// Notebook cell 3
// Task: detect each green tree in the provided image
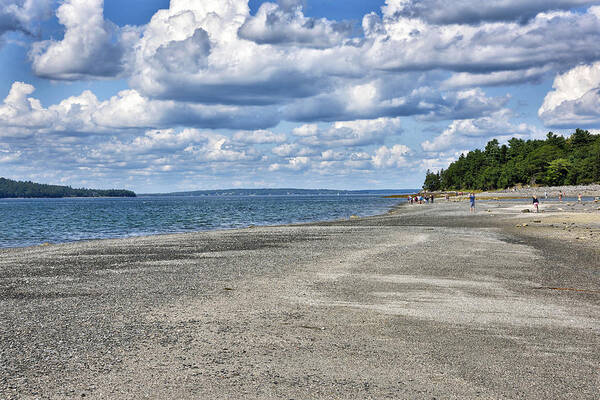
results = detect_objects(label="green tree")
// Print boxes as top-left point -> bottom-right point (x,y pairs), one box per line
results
423,170 -> 441,191
431,129 -> 599,191
544,158 -> 571,186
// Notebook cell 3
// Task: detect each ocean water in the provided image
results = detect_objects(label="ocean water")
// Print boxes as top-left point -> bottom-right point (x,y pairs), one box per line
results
0,194 -> 407,248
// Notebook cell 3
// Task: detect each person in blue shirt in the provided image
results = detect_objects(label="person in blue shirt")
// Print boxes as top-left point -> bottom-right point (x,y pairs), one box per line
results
469,193 -> 475,212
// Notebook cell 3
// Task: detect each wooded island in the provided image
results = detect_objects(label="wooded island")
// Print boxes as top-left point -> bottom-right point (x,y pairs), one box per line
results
0,177 -> 136,198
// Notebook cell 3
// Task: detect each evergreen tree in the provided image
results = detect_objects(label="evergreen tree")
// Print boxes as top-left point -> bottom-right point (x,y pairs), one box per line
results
427,129 -> 600,190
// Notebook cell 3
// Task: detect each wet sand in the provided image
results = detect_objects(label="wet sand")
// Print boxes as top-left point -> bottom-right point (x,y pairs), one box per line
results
1,201 -> 599,399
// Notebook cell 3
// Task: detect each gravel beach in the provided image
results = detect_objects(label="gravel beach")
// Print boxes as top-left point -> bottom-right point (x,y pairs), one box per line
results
1,199 -> 599,399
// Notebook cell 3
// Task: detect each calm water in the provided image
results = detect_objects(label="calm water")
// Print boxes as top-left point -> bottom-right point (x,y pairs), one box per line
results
0,194 -> 406,248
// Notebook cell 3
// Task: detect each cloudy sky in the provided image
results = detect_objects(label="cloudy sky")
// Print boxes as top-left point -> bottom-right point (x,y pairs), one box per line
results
1,0 -> 599,192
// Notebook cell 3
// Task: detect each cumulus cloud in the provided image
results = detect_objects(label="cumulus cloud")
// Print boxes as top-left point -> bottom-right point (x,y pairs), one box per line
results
292,124 -> 319,137
238,1 -> 352,48
0,0 -> 52,37
128,0 -> 366,105
0,83 -> 280,135
539,62 -> 600,128
101,128 -> 256,163
0,148 -> 21,163
441,67 -> 551,89
384,0 -> 599,25
372,144 -> 412,168
233,129 -> 286,144
0,82 -> 54,131
296,117 -> 403,148
421,109 -> 540,152
30,0 -> 135,80
96,89 -> 280,130
268,156 -> 310,172
368,7 -> 600,76
284,78 -> 508,122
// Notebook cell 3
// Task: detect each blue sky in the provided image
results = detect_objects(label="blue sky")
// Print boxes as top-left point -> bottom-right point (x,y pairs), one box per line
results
0,0 -> 599,192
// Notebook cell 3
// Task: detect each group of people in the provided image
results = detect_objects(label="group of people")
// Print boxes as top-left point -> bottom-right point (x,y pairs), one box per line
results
407,194 -> 435,204
408,190 -> 586,214
557,191 -> 584,202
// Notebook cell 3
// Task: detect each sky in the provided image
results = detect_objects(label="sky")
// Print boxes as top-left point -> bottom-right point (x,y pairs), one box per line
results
1,1 -> 600,192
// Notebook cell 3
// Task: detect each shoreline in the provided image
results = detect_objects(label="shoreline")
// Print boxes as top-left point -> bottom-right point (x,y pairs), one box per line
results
1,200 -> 599,398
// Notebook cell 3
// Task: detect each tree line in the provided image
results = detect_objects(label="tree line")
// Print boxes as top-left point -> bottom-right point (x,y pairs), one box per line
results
0,177 -> 136,198
423,129 -> 600,191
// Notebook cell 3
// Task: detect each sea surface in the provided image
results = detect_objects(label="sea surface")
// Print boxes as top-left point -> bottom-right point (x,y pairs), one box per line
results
0,193 -> 410,248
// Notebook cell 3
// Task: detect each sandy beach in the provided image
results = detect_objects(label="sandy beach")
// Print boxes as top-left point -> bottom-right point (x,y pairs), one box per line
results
1,198 -> 599,399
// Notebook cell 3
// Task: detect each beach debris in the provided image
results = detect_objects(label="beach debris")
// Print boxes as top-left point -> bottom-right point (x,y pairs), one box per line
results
349,215 -> 360,219
300,325 -> 326,331
533,220 -> 541,223
521,209 -> 530,213
224,287 -> 235,291
522,223 -> 528,227
40,242 -> 51,246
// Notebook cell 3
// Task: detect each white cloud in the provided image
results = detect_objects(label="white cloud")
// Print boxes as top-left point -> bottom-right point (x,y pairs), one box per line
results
186,137 -> 253,163
297,117 -> 403,148
103,128 -> 209,155
441,67 -> 551,89
367,7 -> 600,78
272,143 -> 299,157
0,82 -> 54,131
130,0 -> 345,104
30,0 -> 134,80
372,144 -> 412,168
0,0 -> 52,36
320,150 -> 346,161
284,78 -> 509,122
0,149 -> 21,163
99,128 -> 256,165
268,156 -> 310,171
539,62 -> 600,127
292,124 -> 319,136
0,83 -> 280,134
238,1 -> 351,48
233,129 -> 286,144
421,109 -> 539,152
383,0 -> 599,25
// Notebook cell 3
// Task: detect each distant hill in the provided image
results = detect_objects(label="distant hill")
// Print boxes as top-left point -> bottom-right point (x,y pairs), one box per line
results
143,188 -> 416,196
0,177 -> 136,199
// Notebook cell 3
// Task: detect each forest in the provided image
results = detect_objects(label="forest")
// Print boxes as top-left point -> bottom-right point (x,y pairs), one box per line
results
423,129 -> 600,191
0,177 -> 136,198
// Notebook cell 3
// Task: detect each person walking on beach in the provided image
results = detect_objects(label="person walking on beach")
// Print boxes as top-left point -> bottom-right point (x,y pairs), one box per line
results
558,192 -> 563,202
469,192 -> 475,212
533,195 -> 539,213
578,193 -> 582,203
